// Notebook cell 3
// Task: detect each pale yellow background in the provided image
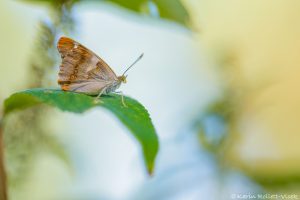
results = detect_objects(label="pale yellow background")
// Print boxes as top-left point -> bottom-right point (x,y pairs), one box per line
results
186,0 -> 300,177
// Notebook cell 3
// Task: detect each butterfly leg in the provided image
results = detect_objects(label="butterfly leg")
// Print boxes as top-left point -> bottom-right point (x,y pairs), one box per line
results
94,88 -> 106,104
97,88 -> 106,98
114,91 -> 127,107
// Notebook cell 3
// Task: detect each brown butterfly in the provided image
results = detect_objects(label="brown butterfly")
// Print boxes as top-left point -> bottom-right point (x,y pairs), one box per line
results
57,36 -> 143,106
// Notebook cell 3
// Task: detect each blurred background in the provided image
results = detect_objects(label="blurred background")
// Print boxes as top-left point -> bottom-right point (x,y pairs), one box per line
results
1,0 -> 300,199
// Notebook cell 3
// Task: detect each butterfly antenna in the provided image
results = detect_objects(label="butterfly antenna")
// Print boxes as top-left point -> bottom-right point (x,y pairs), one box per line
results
122,53 -> 144,76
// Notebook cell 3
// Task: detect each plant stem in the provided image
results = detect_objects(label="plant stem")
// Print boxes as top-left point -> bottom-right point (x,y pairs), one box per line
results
0,119 -> 7,200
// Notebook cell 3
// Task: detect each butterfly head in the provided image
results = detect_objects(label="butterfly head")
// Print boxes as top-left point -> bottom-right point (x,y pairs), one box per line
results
119,53 -> 143,84
118,75 -> 127,84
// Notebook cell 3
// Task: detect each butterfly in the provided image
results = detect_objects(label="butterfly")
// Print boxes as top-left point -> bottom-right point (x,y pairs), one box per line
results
57,36 -> 143,106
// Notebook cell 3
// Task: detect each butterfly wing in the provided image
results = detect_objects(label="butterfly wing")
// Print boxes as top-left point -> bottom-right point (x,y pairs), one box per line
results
57,37 -> 118,95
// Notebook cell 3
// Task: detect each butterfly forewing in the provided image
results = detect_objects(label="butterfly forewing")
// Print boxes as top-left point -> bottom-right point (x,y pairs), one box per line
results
57,37 -> 118,94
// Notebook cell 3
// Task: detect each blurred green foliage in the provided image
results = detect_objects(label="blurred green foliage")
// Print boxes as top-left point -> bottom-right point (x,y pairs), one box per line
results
196,98 -> 233,154
108,0 -> 189,26
4,89 -> 159,174
3,107 -> 70,185
22,0 -> 190,26
2,0 -> 76,195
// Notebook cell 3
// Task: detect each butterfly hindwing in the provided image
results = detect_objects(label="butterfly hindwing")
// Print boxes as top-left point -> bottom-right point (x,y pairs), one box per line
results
57,37 -> 118,93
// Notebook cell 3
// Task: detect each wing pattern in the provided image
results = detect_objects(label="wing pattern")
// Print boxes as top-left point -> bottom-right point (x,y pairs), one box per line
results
57,37 -> 118,94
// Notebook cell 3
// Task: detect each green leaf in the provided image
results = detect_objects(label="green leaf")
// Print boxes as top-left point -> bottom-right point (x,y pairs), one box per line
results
155,0 -> 189,26
107,0 -> 189,26
3,88 -> 159,174
21,0 -> 190,27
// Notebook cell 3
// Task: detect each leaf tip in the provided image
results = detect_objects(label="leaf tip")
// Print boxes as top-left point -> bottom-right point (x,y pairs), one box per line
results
147,164 -> 155,176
